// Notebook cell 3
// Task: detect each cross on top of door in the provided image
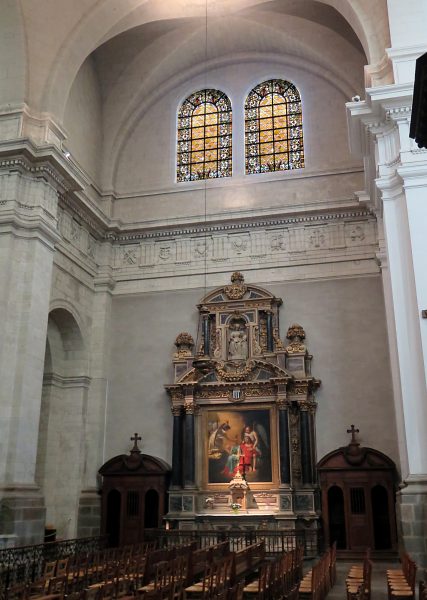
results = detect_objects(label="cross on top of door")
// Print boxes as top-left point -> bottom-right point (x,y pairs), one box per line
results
347,424 -> 359,444
130,432 -> 142,453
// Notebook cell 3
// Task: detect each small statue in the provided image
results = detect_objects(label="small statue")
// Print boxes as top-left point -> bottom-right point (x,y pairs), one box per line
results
228,323 -> 248,360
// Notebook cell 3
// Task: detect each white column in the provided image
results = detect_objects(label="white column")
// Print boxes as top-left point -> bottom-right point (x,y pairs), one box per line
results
376,222 -> 409,478
377,176 -> 427,477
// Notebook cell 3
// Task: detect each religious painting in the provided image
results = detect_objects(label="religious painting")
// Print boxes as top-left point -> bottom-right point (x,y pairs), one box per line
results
206,408 -> 273,484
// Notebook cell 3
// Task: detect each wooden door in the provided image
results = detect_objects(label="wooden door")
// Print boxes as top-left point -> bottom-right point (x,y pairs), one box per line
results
318,442 -> 397,554
347,485 -> 372,550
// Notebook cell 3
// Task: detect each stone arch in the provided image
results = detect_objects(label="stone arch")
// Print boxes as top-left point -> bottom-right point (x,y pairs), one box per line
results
36,306 -> 90,539
41,0 -> 386,125
46,306 -> 87,377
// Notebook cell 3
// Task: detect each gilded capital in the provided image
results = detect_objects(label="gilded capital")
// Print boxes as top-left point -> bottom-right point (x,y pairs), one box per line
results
184,402 -> 197,415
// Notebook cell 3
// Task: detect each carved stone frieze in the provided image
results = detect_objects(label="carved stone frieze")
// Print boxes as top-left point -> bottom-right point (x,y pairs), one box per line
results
112,212 -> 377,281
57,206 -> 99,263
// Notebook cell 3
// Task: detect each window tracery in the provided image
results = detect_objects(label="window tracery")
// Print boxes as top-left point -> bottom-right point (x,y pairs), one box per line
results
245,79 -> 304,174
177,89 -> 232,182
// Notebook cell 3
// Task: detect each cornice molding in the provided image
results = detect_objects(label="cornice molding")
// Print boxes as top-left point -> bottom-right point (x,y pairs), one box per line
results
107,208 -> 373,243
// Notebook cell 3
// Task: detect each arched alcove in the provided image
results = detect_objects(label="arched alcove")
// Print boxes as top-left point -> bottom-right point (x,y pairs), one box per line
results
36,306 -> 90,539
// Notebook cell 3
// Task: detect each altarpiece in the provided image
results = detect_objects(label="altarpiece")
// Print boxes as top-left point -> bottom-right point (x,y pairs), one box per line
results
165,273 -> 320,531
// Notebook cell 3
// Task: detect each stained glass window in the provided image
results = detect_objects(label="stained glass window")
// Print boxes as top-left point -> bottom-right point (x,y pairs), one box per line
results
245,79 -> 304,174
177,89 -> 232,182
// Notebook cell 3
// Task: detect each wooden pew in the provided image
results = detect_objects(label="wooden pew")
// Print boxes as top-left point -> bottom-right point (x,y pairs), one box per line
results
231,541 -> 265,584
387,553 -> 417,600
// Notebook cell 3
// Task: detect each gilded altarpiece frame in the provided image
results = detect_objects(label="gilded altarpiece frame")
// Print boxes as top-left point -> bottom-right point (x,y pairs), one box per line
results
204,406 -> 277,488
165,272 -> 320,531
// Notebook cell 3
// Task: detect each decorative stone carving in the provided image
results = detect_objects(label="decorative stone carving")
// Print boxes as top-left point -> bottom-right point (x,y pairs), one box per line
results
174,332 -> 194,358
286,324 -> 306,353
224,272 -> 247,300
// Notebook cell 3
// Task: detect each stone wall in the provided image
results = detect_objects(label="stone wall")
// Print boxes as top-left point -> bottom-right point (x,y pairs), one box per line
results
107,274 -> 399,473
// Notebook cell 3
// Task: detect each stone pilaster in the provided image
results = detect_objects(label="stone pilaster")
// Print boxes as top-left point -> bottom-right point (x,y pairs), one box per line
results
0,142 -> 85,544
396,477 -> 427,568
77,490 -> 101,539
299,407 -> 314,485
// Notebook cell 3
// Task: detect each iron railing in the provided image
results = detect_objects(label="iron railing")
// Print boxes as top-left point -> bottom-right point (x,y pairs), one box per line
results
0,535 -> 106,590
146,528 -> 322,558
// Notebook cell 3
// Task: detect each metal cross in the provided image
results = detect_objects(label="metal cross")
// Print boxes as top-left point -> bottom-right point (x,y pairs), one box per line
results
347,425 -> 359,444
130,432 -> 142,452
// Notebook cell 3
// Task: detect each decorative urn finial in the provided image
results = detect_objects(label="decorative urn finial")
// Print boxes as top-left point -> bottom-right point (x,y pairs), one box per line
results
174,332 -> 195,358
286,324 -> 306,353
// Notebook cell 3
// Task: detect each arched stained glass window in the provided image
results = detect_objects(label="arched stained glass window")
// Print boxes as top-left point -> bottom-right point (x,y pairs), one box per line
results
177,89 -> 232,182
245,79 -> 304,174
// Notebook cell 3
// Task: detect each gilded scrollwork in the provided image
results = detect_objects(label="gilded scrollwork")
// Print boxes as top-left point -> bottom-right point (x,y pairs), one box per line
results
215,359 -> 256,382
252,325 -> 262,356
273,328 -> 285,351
213,328 -> 222,359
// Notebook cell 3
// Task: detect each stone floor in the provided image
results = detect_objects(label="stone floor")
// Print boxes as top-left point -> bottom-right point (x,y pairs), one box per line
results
326,560 -> 400,600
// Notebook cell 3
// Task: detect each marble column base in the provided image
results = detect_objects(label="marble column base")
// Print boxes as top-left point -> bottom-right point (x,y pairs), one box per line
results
77,489 -> 101,538
0,485 -> 45,546
396,475 -> 427,568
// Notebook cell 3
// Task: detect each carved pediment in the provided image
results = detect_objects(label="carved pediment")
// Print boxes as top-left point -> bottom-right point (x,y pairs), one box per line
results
99,453 -> 170,476
200,272 -> 278,305
318,446 -> 396,471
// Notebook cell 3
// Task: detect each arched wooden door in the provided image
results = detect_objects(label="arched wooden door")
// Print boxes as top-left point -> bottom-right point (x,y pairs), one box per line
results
99,441 -> 171,546
318,438 -> 397,554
